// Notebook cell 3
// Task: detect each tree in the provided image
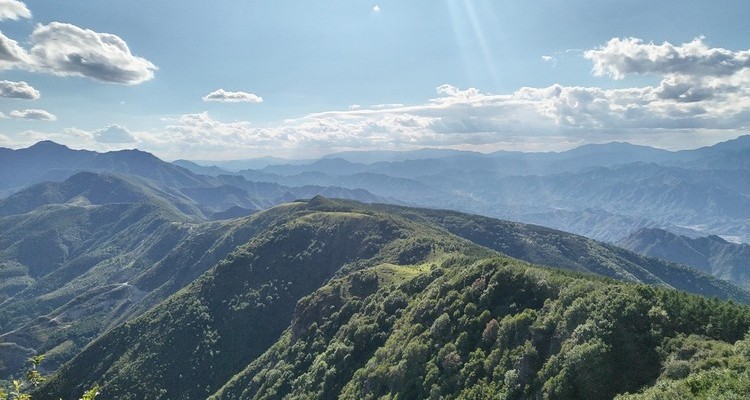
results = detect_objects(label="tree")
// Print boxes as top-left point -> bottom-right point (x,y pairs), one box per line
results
0,356 -> 99,400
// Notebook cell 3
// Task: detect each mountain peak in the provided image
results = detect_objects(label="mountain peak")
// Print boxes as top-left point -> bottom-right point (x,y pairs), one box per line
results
109,148 -> 160,160
26,140 -> 72,152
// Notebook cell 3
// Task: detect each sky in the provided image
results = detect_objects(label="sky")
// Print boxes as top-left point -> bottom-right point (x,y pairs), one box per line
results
0,0 -> 749,160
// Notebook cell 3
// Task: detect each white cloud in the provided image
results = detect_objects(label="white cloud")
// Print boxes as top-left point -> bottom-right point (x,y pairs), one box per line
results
0,31 -> 30,68
159,35 -> 750,155
373,4 -> 381,12
26,22 -> 157,84
585,37 -> 750,79
92,124 -> 138,143
9,109 -> 56,121
15,36 -> 750,158
0,18 -> 156,85
0,0 -> 30,21
371,103 -> 405,109
0,80 -> 39,99
202,89 -> 263,103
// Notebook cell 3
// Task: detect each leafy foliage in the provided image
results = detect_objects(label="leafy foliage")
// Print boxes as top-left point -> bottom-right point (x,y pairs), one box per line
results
211,255 -> 750,399
8,197 -> 750,399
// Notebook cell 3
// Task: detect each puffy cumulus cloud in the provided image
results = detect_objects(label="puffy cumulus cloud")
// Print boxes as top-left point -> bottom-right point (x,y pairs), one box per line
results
585,37 -> 750,79
63,36 -> 747,158
202,89 -> 263,103
0,0 -> 30,21
9,108 -> 56,121
163,112 -> 289,149
0,21 -> 156,84
92,124 -> 138,143
0,31 -> 30,67
27,22 -> 157,84
0,80 -> 39,99
157,111 -> 434,157
54,125 -> 137,146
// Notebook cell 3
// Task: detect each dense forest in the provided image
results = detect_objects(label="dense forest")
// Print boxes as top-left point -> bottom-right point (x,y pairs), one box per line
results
18,198 -> 750,399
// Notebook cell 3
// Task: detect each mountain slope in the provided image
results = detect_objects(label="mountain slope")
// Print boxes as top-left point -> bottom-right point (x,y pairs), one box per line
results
34,205 -> 750,398
36,198 -> 492,399
0,141 -> 207,194
617,228 -> 750,290
315,200 -> 750,302
0,178 -> 315,378
213,256 -> 750,399
33,197 -> 750,399
0,171 -> 205,219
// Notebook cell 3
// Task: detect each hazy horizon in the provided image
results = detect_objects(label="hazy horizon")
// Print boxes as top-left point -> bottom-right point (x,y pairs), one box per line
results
5,133 -> 749,163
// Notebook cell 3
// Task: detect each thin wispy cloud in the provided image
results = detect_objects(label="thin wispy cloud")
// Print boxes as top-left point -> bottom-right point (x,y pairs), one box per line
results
202,89 -> 263,103
10,109 -> 56,121
542,55 -> 556,67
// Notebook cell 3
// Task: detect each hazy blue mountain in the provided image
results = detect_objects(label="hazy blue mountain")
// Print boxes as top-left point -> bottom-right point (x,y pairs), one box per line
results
246,160 -> 750,243
261,140 -> 684,180
172,160 -> 232,176
617,228 -> 750,290
0,142 -> 394,217
191,156 -> 314,172
321,148 -> 482,164
0,141 -> 207,195
0,171 -> 205,219
465,162 -> 750,242
261,158 -> 372,176
237,136 -> 750,243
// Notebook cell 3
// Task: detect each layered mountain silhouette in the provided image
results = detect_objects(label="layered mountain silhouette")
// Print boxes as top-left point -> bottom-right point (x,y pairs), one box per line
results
618,228 -> 750,290
0,142 -> 390,218
174,136 -> 750,243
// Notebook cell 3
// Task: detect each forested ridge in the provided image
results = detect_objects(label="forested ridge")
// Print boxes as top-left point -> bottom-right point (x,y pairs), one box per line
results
21,198 -> 750,399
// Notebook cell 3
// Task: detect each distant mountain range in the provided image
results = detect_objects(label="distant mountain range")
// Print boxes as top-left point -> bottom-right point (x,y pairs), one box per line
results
618,228 -> 750,290
178,135 -> 750,244
0,141 -> 390,218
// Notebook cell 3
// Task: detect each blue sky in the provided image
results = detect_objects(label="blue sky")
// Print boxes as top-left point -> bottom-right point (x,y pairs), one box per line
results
1,0 -> 749,159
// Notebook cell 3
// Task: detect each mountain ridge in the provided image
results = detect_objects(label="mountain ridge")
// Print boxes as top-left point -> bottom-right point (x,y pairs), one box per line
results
617,227 -> 750,290
31,197 -> 750,399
